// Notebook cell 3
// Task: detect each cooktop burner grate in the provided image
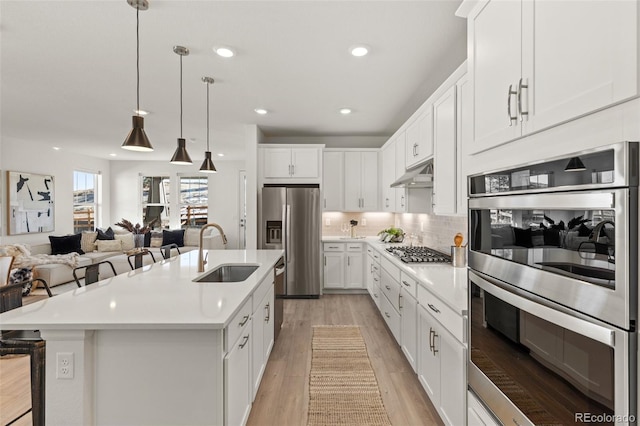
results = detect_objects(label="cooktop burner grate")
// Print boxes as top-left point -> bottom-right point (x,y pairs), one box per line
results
385,246 -> 452,263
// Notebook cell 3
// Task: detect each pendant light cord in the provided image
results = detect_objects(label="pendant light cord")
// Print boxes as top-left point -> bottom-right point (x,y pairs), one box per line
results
206,82 -> 210,151
180,54 -> 183,138
136,6 -> 140,115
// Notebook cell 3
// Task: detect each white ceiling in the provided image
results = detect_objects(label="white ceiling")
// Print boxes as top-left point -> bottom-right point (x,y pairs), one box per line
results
1,0 -> 467,162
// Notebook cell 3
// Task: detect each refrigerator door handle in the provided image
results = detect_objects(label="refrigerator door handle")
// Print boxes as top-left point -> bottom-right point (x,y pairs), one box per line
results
286,204 -> 292,264
281,203 -> 287,260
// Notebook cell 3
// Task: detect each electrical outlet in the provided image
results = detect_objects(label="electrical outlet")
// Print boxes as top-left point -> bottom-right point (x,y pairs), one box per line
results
56,352 -> 74,379
361,218 -> 367,226
325,218 -> 331,226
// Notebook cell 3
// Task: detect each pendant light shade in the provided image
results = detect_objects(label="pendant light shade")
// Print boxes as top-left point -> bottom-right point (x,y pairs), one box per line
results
200,76 -> 218,173
170,45 -> 192,165
564,156 -> 586,172
122,0 -> 153,152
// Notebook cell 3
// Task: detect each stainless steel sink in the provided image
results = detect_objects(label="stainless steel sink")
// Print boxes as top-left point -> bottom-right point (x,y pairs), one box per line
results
194,264 -> 259,283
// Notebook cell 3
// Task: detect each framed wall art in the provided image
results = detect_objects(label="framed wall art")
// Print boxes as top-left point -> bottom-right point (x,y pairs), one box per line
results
7,171 -> 54,235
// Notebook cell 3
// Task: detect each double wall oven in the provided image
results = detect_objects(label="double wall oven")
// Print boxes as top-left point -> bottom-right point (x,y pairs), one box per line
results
468,142 -> 637,425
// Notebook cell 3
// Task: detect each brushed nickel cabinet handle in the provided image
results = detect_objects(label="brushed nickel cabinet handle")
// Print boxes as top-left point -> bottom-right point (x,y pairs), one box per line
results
385,285 -> 391,290
239,335 -> 250,349
402,280 -> 411,287
385,312 -> 391,318
507,84 -> 518,125
239,315 -> 250,326
265,303 -> 270,322
518,77 -> 529,121
427,303 -> 440,314
398,293 -> 402,310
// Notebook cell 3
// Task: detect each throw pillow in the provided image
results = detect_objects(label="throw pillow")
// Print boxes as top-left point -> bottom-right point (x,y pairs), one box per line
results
80,231 -> 98,253
114,233 -> 135,251
49,234 -> 84,255
162,229 -> 185,247
543,229 -> 561,247
96,239 -> 123,252
184,228 -> 200,247
578,223 -> 592,237
513,227 -> 533,248
531,229 -> 544,247
96,227 -> 115,240
144,232 -> 152,247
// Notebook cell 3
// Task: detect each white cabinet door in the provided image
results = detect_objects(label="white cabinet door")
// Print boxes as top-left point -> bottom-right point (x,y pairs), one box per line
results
291,148 -> 319,178
418,305 -> 440,403
262,286 -> 275,365
433,85 -> 457,215
323,252 -> 344,289
438,326 -> 466,426
405,110 -> 434,169
251,302 -> 265,400
400,289 -> 418,372
345,252 -> 364,289
344,151 -> 362,211
394,135 -> 407,213
360,151 -> 379,211
381,143 -> 395,212
470,0 -> 523,153
263,148 -> 294,178
323,151 -> 344,211
456,73 -> 471,214
225,330 -> 251,426
523,0 -> 638,135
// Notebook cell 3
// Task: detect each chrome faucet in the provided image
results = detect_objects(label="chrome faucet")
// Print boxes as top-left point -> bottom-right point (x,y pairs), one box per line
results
198,223 -> 228,272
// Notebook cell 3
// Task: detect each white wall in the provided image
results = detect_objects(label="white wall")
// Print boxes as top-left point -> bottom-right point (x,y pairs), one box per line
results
0,139 -> 111,246
109,159 -> 245,249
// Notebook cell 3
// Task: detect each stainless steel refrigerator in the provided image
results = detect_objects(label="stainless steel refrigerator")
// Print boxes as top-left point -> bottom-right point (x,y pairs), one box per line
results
259,186 -> 321,297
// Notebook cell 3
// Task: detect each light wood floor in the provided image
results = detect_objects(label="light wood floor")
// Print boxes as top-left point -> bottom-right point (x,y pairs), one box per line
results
247,295 -> 442,426
0,293 -> 442,426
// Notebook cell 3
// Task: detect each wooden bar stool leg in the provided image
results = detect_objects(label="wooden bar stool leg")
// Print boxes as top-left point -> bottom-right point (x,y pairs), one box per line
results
30,340 -> 46,426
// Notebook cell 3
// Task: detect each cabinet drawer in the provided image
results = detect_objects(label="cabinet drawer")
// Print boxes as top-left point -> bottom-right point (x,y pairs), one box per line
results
346,243 -> 363,252
381,256 -> 401,282
380,268 -> 401,312
399,271 -> 418,300
252,274 -> 273,313
417,285 -> 464,343
366,246 -> 381,261
380,292 -> 401,344
225,299 -> 253,351
323,243 -> 345,252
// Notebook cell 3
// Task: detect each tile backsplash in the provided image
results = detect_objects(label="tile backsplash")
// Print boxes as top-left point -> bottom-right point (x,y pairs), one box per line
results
321,211 -> 467,254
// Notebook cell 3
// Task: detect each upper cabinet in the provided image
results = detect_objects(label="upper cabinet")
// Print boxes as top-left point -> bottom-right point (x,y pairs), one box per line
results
261,145 -> 322,181
432,85 -> 457,215
322,151 -> 344,211
468,0 -> 638,154
344,151 -> 379,212
380,142 -> 396,213
405,110 -> 434,169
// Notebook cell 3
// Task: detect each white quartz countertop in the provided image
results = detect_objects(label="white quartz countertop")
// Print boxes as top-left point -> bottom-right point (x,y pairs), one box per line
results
323,236 -> 468,315
0,249 -> 284,330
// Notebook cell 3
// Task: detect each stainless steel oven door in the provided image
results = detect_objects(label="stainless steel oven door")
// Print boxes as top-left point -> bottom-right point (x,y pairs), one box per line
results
469,270 -> 635,425
469,188 -> 637,330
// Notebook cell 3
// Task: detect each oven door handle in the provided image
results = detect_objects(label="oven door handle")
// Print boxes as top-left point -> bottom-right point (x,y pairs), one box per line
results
469,269 -> 616,347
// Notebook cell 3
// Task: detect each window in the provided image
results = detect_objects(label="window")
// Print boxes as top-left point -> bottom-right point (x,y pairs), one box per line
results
73,171 -> 98,233
179,175 -> 208,227
141,176 -> 170,229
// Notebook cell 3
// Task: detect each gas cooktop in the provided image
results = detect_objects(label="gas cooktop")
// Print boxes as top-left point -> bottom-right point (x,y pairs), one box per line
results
386,246 -> 452,264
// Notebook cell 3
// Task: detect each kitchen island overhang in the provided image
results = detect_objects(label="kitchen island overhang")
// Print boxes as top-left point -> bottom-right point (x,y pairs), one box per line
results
0,249 -> 284,426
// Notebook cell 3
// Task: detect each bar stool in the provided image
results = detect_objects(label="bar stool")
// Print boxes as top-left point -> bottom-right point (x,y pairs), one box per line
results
73,260 -> 118,287
127,249 -> 156,270
160,243 -> 181,259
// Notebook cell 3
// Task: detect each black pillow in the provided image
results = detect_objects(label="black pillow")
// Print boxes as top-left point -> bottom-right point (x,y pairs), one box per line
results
96,227 -> 115,240
162,229 -> 185,247
49,234 -> 84,255
543,229 -> 561,247
513,227 -> 533,248
577,223 -> 592,237
143,232 -> 152,247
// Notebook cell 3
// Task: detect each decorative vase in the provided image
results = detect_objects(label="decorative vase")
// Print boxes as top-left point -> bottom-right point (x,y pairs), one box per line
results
134,234 -> 145,248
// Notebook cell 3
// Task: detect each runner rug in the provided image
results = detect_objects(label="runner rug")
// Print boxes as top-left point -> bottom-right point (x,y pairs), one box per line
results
307,325 -> 392,426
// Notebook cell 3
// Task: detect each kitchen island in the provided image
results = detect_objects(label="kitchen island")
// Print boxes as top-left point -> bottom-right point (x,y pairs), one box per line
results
0,249 -> 284,426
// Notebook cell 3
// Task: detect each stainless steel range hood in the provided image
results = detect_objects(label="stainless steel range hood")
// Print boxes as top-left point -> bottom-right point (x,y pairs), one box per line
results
391,162 -> 434,188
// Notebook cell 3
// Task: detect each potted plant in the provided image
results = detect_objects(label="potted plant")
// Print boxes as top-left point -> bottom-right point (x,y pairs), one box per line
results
114,218 -> 157,248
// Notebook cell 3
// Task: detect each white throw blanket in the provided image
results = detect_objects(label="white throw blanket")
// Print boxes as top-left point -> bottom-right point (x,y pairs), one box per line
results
0,243 -> 80,269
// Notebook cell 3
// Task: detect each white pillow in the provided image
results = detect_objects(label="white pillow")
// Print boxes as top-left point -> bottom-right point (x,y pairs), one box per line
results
114,233 -> 135,251
81,231 -> 98,253
96,239 -> 123,252
184,228 -> 200,247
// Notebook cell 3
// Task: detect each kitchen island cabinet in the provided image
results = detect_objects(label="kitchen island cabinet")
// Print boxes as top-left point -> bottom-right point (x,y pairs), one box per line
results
0,249 -> 283,426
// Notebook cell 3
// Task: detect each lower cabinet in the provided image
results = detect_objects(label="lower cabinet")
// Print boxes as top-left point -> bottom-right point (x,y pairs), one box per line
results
224,300 -> 252,426
399,286 -> 418,373
323,243 -> 365,290
251,286 -> 275,400
418,304 -> 466,426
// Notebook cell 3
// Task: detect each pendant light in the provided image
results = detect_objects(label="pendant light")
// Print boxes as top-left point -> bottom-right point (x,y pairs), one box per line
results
170,45 -> 193,165
564,156 -> 586,172
199,77 -> 217,173
122,0 -> 153,152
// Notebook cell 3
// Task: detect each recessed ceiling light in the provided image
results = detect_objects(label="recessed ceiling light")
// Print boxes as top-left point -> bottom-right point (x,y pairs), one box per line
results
217,153 -> 225,157
350,45 -> 369,57
254,108 -> 268,115
134,109 -> 148,116
339,108 -> 352,115
214,46 -> 235,58
53,146 -> 61,151
109,153 -> 117,157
